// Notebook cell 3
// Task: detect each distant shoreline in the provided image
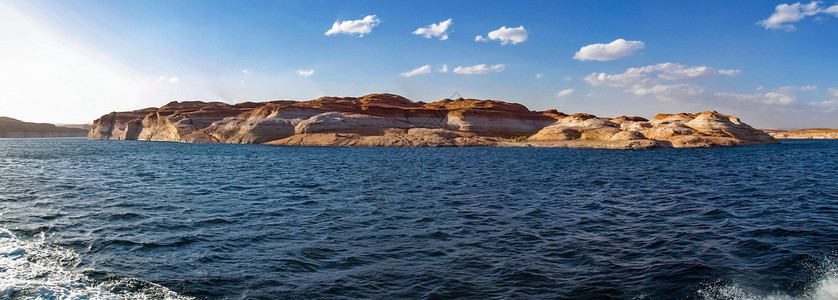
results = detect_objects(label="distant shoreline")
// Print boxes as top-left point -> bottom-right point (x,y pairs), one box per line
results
761,128 -> 838,139
0,116 -> 88,138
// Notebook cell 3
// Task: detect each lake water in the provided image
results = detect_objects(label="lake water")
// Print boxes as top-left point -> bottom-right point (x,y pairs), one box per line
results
1,138 -> 836,299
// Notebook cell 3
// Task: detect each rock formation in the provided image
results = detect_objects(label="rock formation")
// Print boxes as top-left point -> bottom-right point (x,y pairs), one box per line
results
762,128 -> 838,139
0,117 -> 88,138
87,93 -> 778,149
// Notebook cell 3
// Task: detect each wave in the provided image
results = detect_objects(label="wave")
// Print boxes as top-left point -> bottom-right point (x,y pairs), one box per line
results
696,254 -> 838,300
0,227 -> 191,299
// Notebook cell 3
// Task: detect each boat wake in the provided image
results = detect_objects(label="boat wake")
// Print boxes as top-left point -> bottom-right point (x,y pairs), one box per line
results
0,227 -> 190,299
696,253 -> 838,300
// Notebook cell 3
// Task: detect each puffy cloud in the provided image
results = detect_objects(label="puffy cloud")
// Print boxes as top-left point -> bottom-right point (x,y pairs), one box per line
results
556,88 -> 575,98
453,64 -> 505,75
573,39 -> 645,61
242,69 -> 251,74
757,1 -> 838,30
438,64 -> 448,73
296,69 -> 315,77
325,15 -> 380,37
535,73 -> 543,79
400,65 -> 432,77
479,26 -> 528,45
413,19 -> 452,40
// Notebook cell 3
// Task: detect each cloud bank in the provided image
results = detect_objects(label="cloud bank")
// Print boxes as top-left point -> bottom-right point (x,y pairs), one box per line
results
583,62 -> 836,113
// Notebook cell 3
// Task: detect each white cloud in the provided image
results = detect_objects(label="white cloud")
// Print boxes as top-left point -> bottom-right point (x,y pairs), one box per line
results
535,73 -> 543,79
562,76 -> 572,82
556,88 -> 575,98
718,69 -> 742,76
633,84 -> 705,101
573,39 -> 645,61
637,63 -> 738,80
587,63 -> 818,106
757,1 -> 838,30
453,64 -> 505,75
413,18 -> 452,40
584,62 -> 744,102
716,86 -> 805,105
400,65 -> 432,77
325,15 -> 380,37
296,69 -> 315,77
158,75 -> 179,83
438,64 -> 448,73
590,62 -> 740,82
481,26 -> 528,45
242,69 -> 251,74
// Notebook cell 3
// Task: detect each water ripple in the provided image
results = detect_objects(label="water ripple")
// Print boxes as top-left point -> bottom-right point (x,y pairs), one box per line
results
0,138 -> 836,299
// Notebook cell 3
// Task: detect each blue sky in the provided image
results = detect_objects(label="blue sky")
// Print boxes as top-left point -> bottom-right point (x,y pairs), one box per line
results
1,0 -> 836,128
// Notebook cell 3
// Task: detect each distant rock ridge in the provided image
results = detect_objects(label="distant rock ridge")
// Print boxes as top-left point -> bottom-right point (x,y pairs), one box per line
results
87,93 -> 778,149
0,117 -> 88,138
762,128 -> 838,139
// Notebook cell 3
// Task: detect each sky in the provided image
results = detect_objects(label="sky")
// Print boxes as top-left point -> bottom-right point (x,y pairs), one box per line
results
0,0 -> 837,128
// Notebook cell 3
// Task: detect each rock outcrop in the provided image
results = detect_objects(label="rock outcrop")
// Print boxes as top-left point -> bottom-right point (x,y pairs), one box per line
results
762,128 -> 838,139
0,117 -> 88,138
87,93 -> 778,149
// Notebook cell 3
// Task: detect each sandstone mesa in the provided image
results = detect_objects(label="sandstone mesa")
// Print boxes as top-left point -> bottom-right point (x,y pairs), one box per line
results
86,93 -> 778,149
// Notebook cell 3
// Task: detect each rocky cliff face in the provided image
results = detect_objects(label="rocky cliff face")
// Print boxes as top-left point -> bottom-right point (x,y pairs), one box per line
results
87,93 -> 778,149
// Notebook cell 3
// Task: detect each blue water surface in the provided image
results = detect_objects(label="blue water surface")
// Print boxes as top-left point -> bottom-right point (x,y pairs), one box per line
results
0,138 -> 836,299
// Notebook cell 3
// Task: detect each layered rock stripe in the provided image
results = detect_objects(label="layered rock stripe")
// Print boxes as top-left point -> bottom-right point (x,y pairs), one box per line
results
87,94 -> 778,149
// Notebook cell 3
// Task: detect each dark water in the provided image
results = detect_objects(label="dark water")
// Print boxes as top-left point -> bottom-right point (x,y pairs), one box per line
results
1,138 -> 837,299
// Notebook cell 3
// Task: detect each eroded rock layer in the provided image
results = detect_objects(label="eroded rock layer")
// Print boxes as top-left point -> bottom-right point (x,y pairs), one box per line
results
88,93 -> 777,148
